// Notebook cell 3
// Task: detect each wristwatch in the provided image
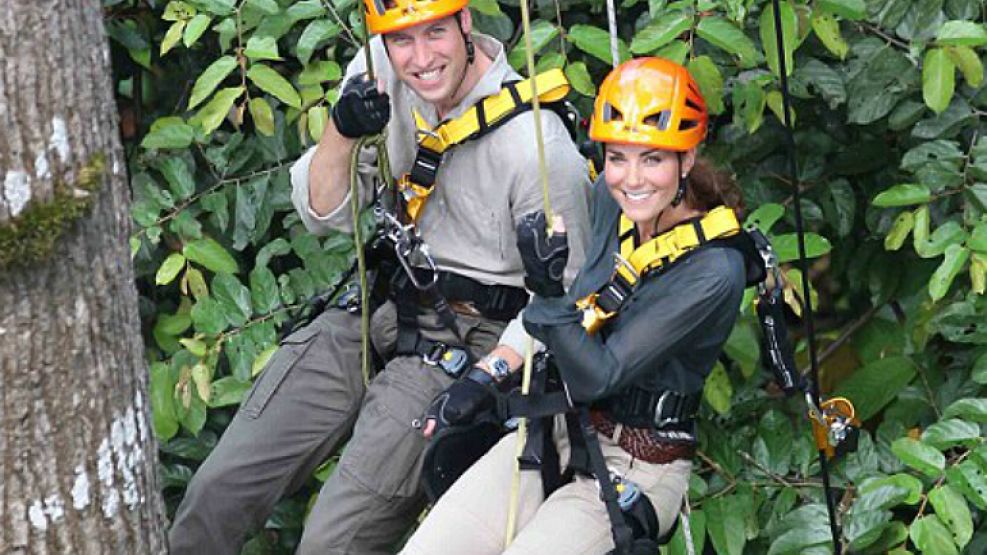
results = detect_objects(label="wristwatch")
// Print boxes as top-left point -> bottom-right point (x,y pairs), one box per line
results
481,354 -> 512,383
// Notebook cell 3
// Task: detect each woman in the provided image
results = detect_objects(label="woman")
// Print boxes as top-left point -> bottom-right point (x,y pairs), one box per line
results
401,57 -> 748,554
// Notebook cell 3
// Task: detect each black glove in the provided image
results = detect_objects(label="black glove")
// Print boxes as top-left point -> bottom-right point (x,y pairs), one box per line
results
331,74 -> 390,138
516,211 -> 568,297
424,368 -> 496,435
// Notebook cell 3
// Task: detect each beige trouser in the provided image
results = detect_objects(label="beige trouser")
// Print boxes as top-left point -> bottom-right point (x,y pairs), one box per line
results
400,419 -> 693,555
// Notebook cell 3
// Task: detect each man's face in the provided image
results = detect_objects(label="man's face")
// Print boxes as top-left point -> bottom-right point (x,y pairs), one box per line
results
383,14 -> 469,106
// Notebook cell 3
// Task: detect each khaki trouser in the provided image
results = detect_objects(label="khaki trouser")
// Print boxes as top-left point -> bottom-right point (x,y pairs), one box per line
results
400,420 -> 692,555
168,300 -> 506,555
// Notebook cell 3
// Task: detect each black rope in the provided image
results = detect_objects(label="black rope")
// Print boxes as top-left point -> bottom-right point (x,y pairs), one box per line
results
769,1 -> 841,551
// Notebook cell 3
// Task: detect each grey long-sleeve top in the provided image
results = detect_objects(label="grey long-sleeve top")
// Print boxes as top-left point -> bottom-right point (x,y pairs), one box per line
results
522,177 -> 746,403
289,34 -> 592,355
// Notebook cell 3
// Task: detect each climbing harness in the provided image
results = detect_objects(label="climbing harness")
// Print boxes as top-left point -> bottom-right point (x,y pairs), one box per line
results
577,206 -> 743,334
397,70 -> 570,222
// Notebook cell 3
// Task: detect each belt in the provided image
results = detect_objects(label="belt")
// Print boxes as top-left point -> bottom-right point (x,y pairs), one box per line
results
391,269 -> 528,322
605,387 -> 701,429
590,411 -> 695,465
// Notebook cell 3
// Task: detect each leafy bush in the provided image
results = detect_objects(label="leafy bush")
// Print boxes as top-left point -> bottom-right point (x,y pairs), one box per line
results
105,0 -> 987,552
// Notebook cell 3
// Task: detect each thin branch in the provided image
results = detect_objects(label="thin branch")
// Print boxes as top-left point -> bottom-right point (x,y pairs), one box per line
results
799,303 -> 880,376
322,0 -> 361,49
737,450 -> 815,502
855,23 -> 910,52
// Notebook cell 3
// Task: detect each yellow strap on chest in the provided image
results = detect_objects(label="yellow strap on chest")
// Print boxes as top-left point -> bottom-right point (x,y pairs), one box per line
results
577,206 -> 742,334
615,205 -> 742,285
398,69 -> 570,222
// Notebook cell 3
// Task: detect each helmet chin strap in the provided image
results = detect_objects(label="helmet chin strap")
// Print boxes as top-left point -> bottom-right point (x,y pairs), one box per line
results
672,152 -> 687,206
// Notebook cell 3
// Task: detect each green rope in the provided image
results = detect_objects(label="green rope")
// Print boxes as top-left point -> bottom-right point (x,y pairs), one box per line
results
350,136 -> 373,388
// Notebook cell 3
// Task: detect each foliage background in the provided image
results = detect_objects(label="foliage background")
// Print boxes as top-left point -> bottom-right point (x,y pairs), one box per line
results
102,0 -> 987,552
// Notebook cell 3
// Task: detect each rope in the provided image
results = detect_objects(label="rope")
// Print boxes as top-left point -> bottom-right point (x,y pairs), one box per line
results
769,0 -> 840,551
605,0 -> 619,67
505,0 -> 557,546
350,136 -> 372,388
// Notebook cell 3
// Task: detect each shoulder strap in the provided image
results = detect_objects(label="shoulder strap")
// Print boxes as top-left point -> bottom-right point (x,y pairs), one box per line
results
399,69 -> 571,222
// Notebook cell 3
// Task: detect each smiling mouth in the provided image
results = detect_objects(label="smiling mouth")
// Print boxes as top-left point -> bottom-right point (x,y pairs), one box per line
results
414,66 -> 444,82
622,189 -> 656,201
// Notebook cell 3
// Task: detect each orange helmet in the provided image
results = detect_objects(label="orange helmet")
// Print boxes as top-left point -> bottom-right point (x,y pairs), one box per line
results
589,57 -> 707,152
364,0 -> 468,34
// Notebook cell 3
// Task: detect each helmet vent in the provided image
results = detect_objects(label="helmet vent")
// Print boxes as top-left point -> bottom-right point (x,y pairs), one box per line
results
374,0 -> 389,14
679,118 -> 700,131
602,103 -> 623,123
684,95 -> 702,112
642,109 -> 671,130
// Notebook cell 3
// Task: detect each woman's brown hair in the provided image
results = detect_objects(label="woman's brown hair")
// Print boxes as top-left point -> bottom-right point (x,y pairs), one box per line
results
684,156 -> 744,214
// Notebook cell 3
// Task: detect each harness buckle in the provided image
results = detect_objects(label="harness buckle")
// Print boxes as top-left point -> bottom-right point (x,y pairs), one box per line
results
422,342 -> 447,366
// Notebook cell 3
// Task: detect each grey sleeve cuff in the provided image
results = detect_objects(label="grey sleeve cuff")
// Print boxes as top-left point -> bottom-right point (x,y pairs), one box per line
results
497,311 -> 545,358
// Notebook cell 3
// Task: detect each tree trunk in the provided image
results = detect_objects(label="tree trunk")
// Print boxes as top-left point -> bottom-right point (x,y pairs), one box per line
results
0,1 -> 167,553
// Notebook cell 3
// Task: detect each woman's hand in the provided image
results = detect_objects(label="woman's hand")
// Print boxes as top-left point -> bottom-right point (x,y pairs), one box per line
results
515,211 -> 568,297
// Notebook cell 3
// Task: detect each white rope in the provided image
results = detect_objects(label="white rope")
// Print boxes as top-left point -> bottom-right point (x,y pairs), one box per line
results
605,0 -> 619,67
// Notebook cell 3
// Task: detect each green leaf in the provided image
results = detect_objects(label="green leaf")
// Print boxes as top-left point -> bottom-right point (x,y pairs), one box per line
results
149,362 -> 179,441
186,266 -> 209,299
244,34 -> 281,61
844,509 -> 892,550
298,60 -> 342,86
188,0 -> 235,16
308,106 -> 328,142
213,273 -> 253,326
929,244 -> 969,301
745,202 -> 784,232
696,16 -> 759,68
654,40 -> 689,65
766,90 -> 795,126
885,211 -> 915,251
630,11 -> 691,54
188,55 -> 238,110
247,64 -> 302,109
872,183 -> 931,207
180,338 -> 208,358
945,46 -> 984,87
891,437 -> 945,476
183,237 -> 239,274
564,62 -> 595,97
936,20 -> 987,47
250,266 -> 280,315
688,56 -> 725,115
760,1 -> 797,77
946,460 -> 987,509
141,118 -> 195,149
767,524 -> 832,555
470,0 -> 502,16
705,495 -> 746,555
928,484 -> 974,549
208,377 -> 252,407
818,0 -> 866,20
921,418 -> 981,449
923,48 -> 956,115
507,21 -> 558,69
246,0 -> 279,15
859,474 -> 924,505
910,516 -> 959,555
248,97 -> 275,136
156,157 -> 196,200
702,361 -> 732,415
771,232 -> 831,263
833,356 -> 917,421
156,253 -> 187,285
189,86 -> 244,134
942,398 -> 987,422
974,351 -> 987,384
296,19 -> 340,66
567,24 -> 630,65
182,13 -> 211,47
161,20 -> 186,56
811,13 -> 849,60
252,345 -> 277,377
191,298 -> 226,334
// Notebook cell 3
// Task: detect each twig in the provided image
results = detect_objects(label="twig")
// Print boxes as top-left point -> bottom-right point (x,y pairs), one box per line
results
322,0 -> 361,48
799,304 -> 879,376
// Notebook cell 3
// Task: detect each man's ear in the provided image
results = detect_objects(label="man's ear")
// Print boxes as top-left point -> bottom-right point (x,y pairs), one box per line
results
457,8 -> 472,34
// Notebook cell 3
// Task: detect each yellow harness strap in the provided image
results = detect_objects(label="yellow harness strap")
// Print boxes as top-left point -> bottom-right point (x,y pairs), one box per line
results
578,206 -> 742,333
398,69 -> 571,222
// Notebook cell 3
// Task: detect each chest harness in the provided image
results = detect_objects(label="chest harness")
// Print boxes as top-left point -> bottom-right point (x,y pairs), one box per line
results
381,69 -> 573,375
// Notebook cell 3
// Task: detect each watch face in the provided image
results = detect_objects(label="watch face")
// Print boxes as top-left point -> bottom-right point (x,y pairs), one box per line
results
488,356 -> 510,380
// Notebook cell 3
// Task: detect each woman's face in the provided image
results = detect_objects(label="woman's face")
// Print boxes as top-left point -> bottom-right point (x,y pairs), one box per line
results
604,143 -> 696,227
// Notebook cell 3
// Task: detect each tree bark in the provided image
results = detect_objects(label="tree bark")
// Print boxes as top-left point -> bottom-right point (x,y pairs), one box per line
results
0,1 -> 167,553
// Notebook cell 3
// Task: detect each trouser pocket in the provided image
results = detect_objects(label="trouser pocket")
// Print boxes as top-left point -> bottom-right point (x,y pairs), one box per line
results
240,325 -> 321,419
339,359 -> 446,499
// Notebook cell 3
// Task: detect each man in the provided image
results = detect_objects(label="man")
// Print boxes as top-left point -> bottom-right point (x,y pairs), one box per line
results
168,0 -> 591,552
